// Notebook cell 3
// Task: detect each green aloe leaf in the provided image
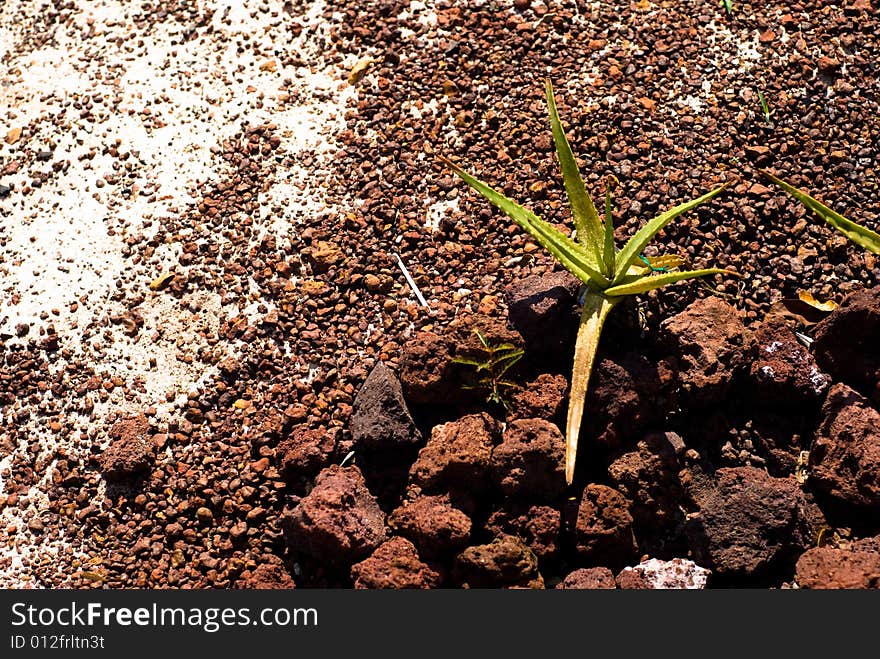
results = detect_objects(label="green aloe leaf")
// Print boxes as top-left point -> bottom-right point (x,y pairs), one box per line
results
613,182 -> 731,283
545,80 -> 604,259
760,170 -> 880,255
604,268 -> 732,297
440,156 -> 609,287
602,183 -> 615,277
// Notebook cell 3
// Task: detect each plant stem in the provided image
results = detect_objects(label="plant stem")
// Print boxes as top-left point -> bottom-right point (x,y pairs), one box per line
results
565,291 -> 617,485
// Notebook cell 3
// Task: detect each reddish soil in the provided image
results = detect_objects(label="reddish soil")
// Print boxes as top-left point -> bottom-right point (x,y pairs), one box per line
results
2,0 -> 880,589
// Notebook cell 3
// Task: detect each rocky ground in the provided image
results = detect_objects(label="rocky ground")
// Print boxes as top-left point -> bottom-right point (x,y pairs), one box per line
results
1,0 -> 879,589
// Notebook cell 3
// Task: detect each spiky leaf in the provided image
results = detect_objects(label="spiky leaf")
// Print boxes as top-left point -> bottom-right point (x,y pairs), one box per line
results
602,184 -> 615,277
440,156 -> 609,286
760,170 -> 880,255
604,268 -> 732,297
545,80 -> 604,259
613,183 -> 731,283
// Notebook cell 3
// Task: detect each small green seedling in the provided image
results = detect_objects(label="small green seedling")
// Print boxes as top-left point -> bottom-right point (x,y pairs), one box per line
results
721,0 -> 733,16
452,330 -> 524,409
760,170 -> 880,254
758,91 -> 771,124
442,81 -> 737,484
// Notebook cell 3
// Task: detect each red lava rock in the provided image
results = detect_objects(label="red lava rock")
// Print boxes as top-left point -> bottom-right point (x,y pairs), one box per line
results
450,313 -> 525,364
685,467 -> 821,578
795,536 -> 880,589
349,361 -> 421,451
810,383 -> 880,508
99,414 -> 155,481
351,537 -> 440,589
510,373 -> 567,422
749,318 -> 830,405
400,317 -> 523,406
454,535 -> 544,589
555,567 -> 616,589
812,286 -> 880,402
608,432 -> 685,546
277,426 -> 337,480
616,558 -> 710,589
409,413 -> 499,495
236,561 -> 296,590
504,270 -> 578,360
660,297 -> 753,405
283,465 -> 386,567
491,418 -> 565,500
573,484 -> 637,567
388,495 -> 472,560
399,331 -> 462,404
485,504 -> 560,562
585,354 -> 661,449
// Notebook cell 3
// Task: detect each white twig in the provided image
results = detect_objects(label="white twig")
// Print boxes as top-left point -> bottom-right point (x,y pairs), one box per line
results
394,253 -> 429,308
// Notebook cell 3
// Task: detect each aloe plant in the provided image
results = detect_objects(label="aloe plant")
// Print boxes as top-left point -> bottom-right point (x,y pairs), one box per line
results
760,170 -> 880,254
442,81 -> 737,484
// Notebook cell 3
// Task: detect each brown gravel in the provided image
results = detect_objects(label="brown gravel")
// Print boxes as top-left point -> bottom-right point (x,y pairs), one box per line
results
3,0 -> 880,589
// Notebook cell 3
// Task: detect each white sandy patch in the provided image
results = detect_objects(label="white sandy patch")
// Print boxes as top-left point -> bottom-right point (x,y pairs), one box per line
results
424,197 -> 459,232
0,0 -> 355,587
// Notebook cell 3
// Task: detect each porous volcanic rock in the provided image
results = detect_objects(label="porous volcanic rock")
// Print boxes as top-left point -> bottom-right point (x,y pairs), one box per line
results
491,418 -> 565,500
350,361 -> 421,451
235,559 -> 296,590
399,331 -> 461,404
812,286 -> 880,401
99,414 -> 155,482
511,373 -> 568,422
277,426 -> 337,481
504,270 -> 579,359
685,467 -> 820,578
749,318 -> 830,405
795,536 -> 880,589
555,567 -> 617,589
608,432 -> 685,545
660,297 -> 753,405
283,465 -> 386,567
573,484 -> 637,566
454,535 -> 544,589
409,413 -> 500,496
399,316 -> 524,405
388,495 -> 472,560
810,383 -> 880,508
351,537 -> 440,589
485,504 -> 561,563
584,354 -> 662,449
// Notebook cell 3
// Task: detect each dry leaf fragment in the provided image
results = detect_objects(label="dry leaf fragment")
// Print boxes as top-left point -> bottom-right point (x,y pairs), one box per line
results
259,59 -> 277,72
768,292 -> 837,326
6,127 -> 22,144
149,272 -> 175,291
797,289 -> 838,311
348,56 -> 375,84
